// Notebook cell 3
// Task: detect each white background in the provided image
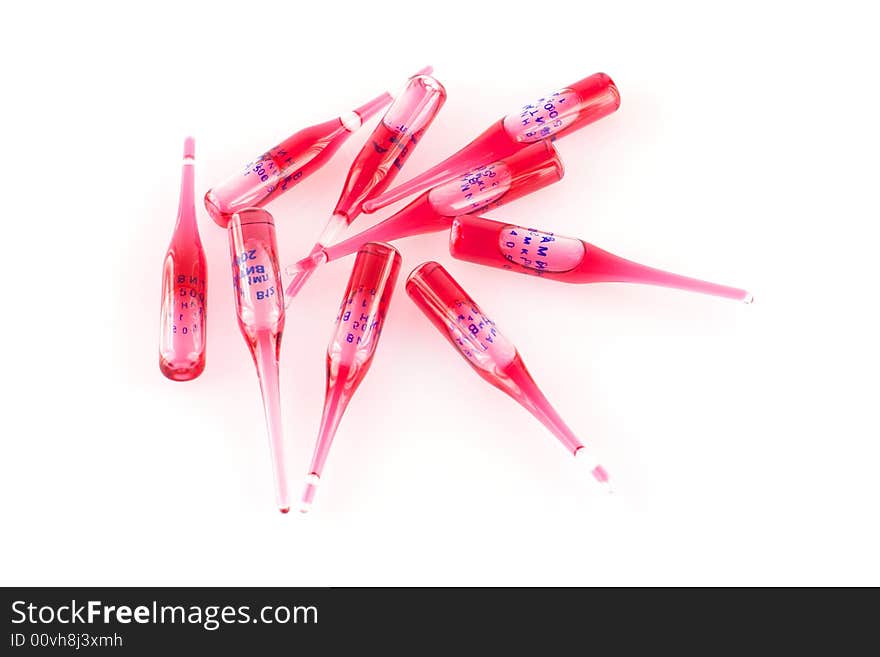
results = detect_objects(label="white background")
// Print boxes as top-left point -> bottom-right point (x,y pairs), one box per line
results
1,1 -> 878,586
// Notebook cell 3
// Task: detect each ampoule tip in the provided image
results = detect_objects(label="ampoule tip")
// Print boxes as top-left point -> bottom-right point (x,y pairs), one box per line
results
183,136 -> 195,159
279,506 -> 290,514
299,474 -> 320,513
575,448 -> 613,491
743,292 -> 755,304
592,465 -> 613,492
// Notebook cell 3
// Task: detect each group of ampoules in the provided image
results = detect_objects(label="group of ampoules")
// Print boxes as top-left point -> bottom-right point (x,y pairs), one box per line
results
159,67 -> 751,513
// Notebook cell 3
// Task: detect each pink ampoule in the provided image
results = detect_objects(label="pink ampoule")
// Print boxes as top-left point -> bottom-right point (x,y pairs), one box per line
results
449,215 -> 753,302
362,72 -> 619,213
228,209 -> 289,512
286,141 -> 563,278
300,243 -> 402,513
406,262 -> 611,489
204,91 -> 393,228
284,70 -> 445,300
159,137 -> 207,381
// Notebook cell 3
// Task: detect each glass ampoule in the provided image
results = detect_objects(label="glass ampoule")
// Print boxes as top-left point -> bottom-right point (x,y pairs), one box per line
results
449,215 -> 753,302
159,136 -> 208,381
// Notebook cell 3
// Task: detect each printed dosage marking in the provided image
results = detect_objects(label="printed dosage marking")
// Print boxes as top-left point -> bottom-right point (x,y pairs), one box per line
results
172,274 -> 206,336
239,147 -> 305,198
370,123 -> 424,175
447,300 -> 515,369
335,286 -> 384,348
268,147 -> 305,193
499,225 -> 585,274
503,89 -> 580,142
386,124 -> 422,170
240,152 -> 281,195
233,248 -> 277,301
428,162 -> 511,215
459,164 -> 498,211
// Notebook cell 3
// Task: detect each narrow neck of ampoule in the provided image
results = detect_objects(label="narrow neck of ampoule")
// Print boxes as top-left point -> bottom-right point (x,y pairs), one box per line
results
316,363 -> 355,475
498,357 -> 583,456
499,358 -> 609,486
301,363 -> 355,512
251,329 -> 289,513
175,138 -> 197,236
317,213 -> 349,247
329,196 -> 448,263
580,245 -> 752,302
